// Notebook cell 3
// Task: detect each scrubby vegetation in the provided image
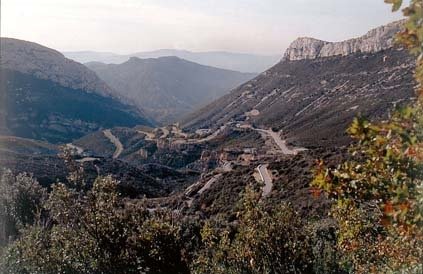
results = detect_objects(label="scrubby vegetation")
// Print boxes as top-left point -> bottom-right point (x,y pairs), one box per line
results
0,172 -> 189,274
191,187 -> 338,274
0,169 -> 339,274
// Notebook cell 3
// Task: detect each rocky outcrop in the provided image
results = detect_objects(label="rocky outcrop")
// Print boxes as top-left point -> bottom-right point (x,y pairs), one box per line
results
283,20 -> 404,61
0,38 -> 113,95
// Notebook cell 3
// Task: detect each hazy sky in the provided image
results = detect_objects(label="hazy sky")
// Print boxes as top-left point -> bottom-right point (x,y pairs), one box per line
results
1,0 -> 406,55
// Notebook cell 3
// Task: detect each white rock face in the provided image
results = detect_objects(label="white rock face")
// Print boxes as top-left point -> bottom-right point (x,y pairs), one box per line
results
0,38 -> 113,95
283,20 -> 404,61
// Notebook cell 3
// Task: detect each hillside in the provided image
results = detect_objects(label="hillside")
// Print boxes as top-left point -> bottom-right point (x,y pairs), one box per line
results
86,57 -> 255,123
0,69 -> 153,143
182,21 -> 415,148
1,38 -> 113,96
0,38 -> 154,143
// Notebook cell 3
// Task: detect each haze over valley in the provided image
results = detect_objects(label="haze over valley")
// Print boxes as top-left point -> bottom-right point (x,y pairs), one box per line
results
86,56 -> 256,123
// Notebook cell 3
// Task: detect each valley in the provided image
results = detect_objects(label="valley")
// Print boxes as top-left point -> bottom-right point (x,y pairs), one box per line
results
0,15 -> 420,273
0,20 -> 414,214
86,57 -> 256,123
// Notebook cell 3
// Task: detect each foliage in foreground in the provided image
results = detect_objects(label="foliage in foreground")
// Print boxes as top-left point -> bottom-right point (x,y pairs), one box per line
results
312,109 -> 423,272
191,186 -> 340,274
0,169 -> 46,247
1,175 -> 189,274
312,0 -> 423,272
0,172 -> 339,274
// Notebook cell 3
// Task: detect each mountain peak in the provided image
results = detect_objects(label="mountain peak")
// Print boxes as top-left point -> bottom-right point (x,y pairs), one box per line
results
282,37 -> 328,61
283,20 -> 405,61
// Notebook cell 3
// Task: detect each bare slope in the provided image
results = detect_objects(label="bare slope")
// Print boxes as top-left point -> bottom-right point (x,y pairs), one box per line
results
182,21 -> 415,148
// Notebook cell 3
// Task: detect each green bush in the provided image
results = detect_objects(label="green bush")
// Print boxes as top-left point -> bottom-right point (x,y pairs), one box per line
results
191,186 -> 340,274
1,176 -> 189,274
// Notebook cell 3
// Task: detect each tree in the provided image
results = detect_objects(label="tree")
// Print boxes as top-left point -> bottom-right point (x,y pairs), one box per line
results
312,1 -> 423,272
1,176 -> 189,274
0,169 -> 46,247
192,186 -> 318,274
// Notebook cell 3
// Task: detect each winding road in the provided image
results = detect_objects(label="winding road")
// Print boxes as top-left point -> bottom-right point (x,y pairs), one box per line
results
76,157 -> 100,163
197,174 -> 223,195
160,127 -> 170,139
137,130 -> 155,140
264,129 -> 301,155
257,164 -> 273,197
183,173 -> 223,208
173,125 -> 226,145
248,126 -> 305,155
103,129 -> 123,159
66,143 -> 84,155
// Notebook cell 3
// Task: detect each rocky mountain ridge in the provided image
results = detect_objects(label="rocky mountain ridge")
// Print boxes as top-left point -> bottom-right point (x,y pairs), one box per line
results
183,21 -> 415,147
0,38 -> 113,96
283,20 -> 404,61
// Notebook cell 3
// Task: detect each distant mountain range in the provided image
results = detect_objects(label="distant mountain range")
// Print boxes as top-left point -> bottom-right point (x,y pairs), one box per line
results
63,49 -> 281,73
0,38 -> 153,143
86,57 -> 256,123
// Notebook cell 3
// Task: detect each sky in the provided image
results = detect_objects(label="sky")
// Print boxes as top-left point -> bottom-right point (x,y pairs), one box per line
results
1,0 -> 406,55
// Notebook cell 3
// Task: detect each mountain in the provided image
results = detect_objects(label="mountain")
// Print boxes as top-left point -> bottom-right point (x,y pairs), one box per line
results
0,38 -> 154,143
182,20 -> 415,148
86,57 -> 256,123
64,49 -> 281,73
131,50 -> 281,73
1,38 -> 114,96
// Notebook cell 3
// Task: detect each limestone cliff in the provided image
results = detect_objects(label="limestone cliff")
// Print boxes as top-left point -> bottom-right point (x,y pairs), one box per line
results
283,20 -> 404,61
